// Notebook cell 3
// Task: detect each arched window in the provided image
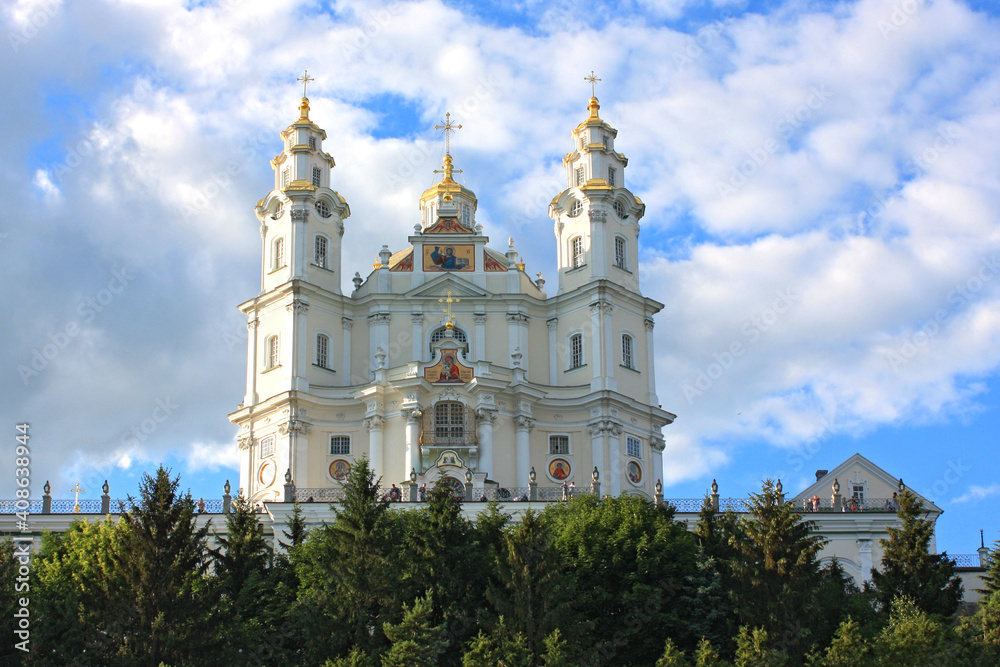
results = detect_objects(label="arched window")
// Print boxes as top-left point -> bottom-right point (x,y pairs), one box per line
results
315,235 -> 328,269
273,237 -> 284,270
570,236 -> 584,268
316,200 -> 331,218
621,334 -> 635,370
434,402 -> 465,445
316,333 -> 329,368
429,327 -> 467,355
568,200 -> 583,218
266,335 -> 279,369
569,333 -> 584,369
614,236 -> 627,270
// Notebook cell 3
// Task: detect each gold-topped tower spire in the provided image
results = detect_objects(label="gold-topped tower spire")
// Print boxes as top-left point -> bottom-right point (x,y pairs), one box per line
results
297,70 -> 315,119
585,71 -> 602,119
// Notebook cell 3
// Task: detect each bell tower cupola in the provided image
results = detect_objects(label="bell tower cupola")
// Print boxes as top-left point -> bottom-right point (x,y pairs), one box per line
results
257,71 -> 350,295
418,113 -> 478,232
550,73 -> 644,295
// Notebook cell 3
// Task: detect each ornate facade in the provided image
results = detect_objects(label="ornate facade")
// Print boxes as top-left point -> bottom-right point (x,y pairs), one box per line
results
228,92 -> 674,502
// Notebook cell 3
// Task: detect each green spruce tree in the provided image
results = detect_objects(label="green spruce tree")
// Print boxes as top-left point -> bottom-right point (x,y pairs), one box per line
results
381,593 -> 449,667
656,637 -> 689,667
733,626 -> 787,667
814,617 -> 871,667
693,638 -> 731,667
870,491 -> 963,616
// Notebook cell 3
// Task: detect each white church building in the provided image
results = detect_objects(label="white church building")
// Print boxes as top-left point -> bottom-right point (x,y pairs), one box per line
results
228,90 -> 672,503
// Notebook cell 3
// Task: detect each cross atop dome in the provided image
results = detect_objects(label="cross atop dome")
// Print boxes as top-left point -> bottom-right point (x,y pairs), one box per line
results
296,70 -> 315,119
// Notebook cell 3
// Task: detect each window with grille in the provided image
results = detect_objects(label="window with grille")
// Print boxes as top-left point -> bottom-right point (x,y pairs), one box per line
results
330,435 -> 350,455
312,166 -> 321,187
568,200 -> 583,218
462,205 -> 471,227
429,327 -> 467,355
316,200 -> 331,218
602,134 -> 609,148
434,402 -> 465,444
575,167 -> 585,185
608,167 -> 616,186
622,334 -> 635,369
614,237 -> 626,270
549,435 -> 569,455
309,136 -> 317,150
282,169 -> 289,188
315,235 -> 328,269
273,237 -> 284,269
266,335 -> 279,369
569,333 -> 583,369
316,333 -> 329,368
613,200 -> 628,219
259,436 -> 275,458
571,236 -> 584,268
852,485 -> 865,500
626,436 -> 642,458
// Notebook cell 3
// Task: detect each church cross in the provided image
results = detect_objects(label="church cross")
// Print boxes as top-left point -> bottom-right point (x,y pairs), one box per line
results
434,112 -> 462,155
439,290 -> 460,325
70,483 -> 86,512
297,70 -> 315,97
585,70 -> 602,97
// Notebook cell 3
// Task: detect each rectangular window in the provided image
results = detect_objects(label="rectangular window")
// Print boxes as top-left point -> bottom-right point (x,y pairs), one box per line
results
312,166 -> 321,187
602,134 -> 609,148
330,435 -> 350,455
622,334 -> 634,369
259,436 -> 275,458
570,333 -> 583,369
315,235 -> 328,268
267,336 -> 279,369
316,334 -> 329,368
608,166 -> 616,187
309,136 -> 317,150
282,169 -> 289,188
462,205 -> 471,227
614,237 -> 626,269
852,485 -> 864,500
571,237 -> 584,268
549,435 -> 569,455
626,435 -> 642,458
575,167 -> 585,186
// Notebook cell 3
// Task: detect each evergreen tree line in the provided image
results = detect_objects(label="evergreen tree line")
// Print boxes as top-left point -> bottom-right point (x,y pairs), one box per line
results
1,459 -> 998,666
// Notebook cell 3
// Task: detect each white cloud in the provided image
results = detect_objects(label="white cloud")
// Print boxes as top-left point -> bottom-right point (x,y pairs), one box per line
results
185,441 -> 240,472
953,484 -> 1000,504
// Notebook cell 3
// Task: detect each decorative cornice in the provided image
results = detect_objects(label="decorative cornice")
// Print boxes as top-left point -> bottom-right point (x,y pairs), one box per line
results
513,415 -> 535,431
506,313 -> 529,324
588,419 -> 622,437
473,313 -> 488,325
410,313 -> 424,324
247,318 -> 259,331
364,415 -> 385,432
290,209 -> 309,222
278,419 -> 311,436
401,408 -> 423,423
368,313 -> 391,324
589,208 -> 607,224
590,300 -> 614,316
650,435 -> 665,453
546,318 -> 559,330
342,317 -> 354,330
475,407 -> 498,424
237,435 -> 252,451
644,318 -> 655,331
286,299 -> 308,315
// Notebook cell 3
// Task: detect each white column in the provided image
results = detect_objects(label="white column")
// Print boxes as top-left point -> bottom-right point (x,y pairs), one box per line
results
507,313 -> 529,370
476,408 -> 497,479
341,317 -> 353,385
589,208 -> 608,278
411,314 -> 424,361
603,302 -> 616,392
651,435 -> 665,493
590,302 -> 603,387
858,539 -> 873,583
588,422 -> 607,486
645,317 -> 657,404
288,299 -> 309,392
291,208 -> 308,279
547,318 -> 558,384
474,313 -> 487,362
244,317 -> 258,406
403,408 -> 422,479
365,416 -> 385,480
368,313 -> 390,373
514,416 -> 534,487
608,425 -> 622,497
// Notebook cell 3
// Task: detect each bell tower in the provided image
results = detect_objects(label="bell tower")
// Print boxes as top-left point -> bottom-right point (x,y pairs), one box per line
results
258,73 -> 350,297
551,73 -> 644,295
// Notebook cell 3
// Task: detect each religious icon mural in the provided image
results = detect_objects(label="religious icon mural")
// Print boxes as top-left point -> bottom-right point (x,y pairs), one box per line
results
258,461 -> 276,487
329,458 -> 351,481
548,458 -> 572,481
425,217 -> 472,234
424,349 -> 474,384
627,460 -> 643,485
434,449 -> 465,468
423,244 -> 474,271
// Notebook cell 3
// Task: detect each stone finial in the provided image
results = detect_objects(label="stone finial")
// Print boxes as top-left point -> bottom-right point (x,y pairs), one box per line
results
592,466 -> 600,482
285,468 -> 292,484
529,466 -> 536,483
44,480 -> 51,495
711,479 -> 718,494
655,479 -> 662,494
102,480 -> 109,495
224,480 -> 231,495
465,469 -> 473,483
776,479 -> 783,494
833,478 -> 840,494
410,468 -> 417,483
898,478 -> 905,492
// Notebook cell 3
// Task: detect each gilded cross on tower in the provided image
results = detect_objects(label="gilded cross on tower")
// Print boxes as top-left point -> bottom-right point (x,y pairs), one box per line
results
297,70 -> 315,97
439,290 -> 460,328
434,112 -> 462,156
585,70 -> 602,97
70,483 -> 86,513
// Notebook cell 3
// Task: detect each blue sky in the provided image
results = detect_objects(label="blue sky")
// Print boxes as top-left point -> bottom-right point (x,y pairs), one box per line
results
2,0 -> 1000,556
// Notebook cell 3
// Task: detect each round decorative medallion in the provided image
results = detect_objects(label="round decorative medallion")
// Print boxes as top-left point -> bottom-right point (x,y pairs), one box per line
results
547,458 -> 572,482
626,460 -> 643,486
258,460 -> 276,487
329,458 -> 351,482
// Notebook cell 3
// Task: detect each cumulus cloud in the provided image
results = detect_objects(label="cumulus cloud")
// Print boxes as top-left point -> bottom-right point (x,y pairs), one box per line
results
1,0 -> 999,502
952,483 -> 1000,505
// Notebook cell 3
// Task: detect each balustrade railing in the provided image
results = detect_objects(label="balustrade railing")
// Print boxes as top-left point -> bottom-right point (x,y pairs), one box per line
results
951,553 -> 983,568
